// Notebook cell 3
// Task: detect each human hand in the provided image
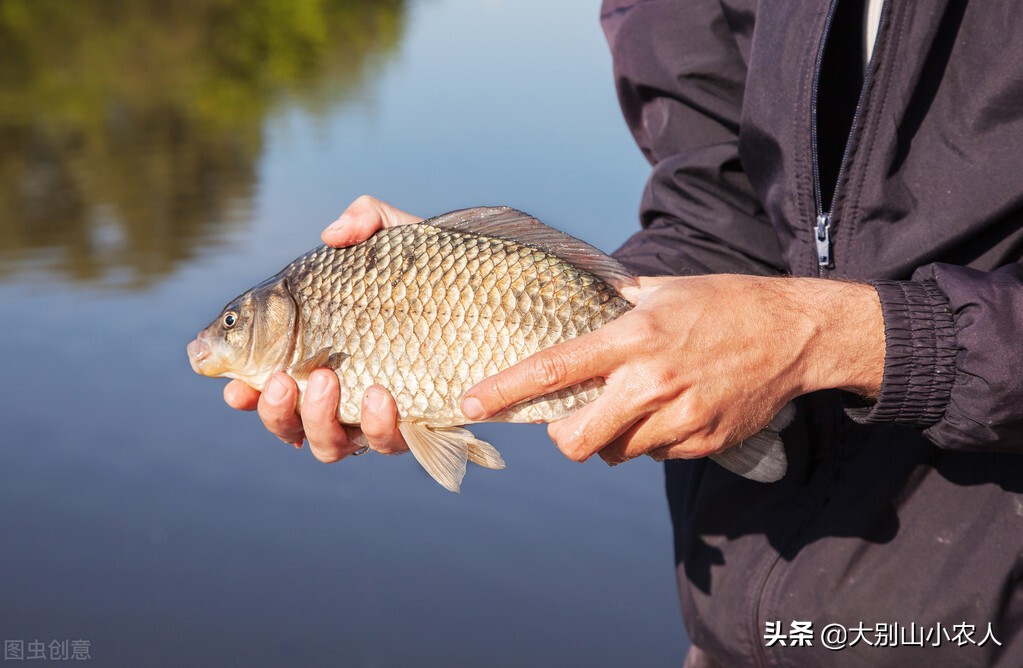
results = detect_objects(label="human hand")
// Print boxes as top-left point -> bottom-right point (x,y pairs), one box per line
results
459,274 -> 884,466
223,195 -> 422,461
320,194 -> 423,246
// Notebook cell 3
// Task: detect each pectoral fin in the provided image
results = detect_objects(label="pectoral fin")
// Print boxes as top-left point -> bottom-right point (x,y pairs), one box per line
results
709,402 -> 796,483
290,347 -> 348,381
398,423 -> 505,493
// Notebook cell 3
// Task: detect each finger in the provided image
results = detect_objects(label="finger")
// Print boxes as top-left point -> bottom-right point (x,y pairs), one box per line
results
597,414 -> 653,466
599,409 -> 699,465
257,373 -> 305,445
647,442 -> 698,462
301,370 -> 362,463
224,380 -> 259,411
609,407 -> 724,464
321,195 -> 422,247
360,384 -> 407,454
461,327 -> 623,421
546,385 -> 644,463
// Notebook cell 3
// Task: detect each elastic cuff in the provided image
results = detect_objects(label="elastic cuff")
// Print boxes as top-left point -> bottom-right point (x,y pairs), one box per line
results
845,280 -> 957,427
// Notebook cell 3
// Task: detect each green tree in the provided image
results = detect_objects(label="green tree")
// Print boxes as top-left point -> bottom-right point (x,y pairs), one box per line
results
0,0 -> 408,287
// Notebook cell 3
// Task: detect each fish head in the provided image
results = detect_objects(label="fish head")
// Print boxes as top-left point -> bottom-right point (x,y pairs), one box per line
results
187,276 -> 298,389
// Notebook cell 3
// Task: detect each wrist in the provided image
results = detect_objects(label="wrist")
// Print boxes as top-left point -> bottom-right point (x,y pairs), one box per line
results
798,279 -> 885,398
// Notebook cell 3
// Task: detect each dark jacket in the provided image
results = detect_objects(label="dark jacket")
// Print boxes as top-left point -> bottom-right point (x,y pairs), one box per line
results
601,0 -> 1023,665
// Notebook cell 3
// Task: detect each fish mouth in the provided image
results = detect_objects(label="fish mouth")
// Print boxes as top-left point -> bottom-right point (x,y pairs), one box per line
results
187,333 -> 212,374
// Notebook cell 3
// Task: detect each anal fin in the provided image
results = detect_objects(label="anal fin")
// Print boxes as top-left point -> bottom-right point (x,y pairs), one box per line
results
398,423 -> 505,492
464,434 -> 506,470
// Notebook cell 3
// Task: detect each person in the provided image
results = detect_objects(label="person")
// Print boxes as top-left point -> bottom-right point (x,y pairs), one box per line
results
226,0 -> 1023,664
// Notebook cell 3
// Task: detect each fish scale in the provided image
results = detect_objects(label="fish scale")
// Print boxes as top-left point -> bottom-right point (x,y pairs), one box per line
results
189,206 -> 793,492
285,222 -> 630,426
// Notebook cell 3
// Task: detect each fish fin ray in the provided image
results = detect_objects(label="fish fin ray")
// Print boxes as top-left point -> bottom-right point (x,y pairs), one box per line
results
290,347 -> 347,381
463,433 -> 507,470
398,422 -> 469,493
709,401 -> 795,483
769,401 -> 797,431
424,207 -> 638,294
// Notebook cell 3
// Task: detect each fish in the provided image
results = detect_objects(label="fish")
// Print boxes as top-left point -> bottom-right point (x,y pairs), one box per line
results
187,207 -> 791,492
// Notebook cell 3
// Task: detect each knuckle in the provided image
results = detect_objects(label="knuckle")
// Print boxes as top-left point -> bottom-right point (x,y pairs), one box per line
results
552,427 -> 590,462
668,426 -> 722,458
306,395 -> 335,423
262,412 -> 300,441
649,444 -> 685,462
352,194 -> 377,208
278,433 -> 304,448
563,446 -> 589,463
223,381 -> 254,410
634,370 -> 680,408
686,438 -> 720,459
484,380 -> 515,411
296,412 -> 324,438
599,448 -> 627,467
362,423 -> 390,441
360,414 -> 395,441
298,412 -> 347,453
674,396 -> 708,432
626,311 -> 662,347
649,367 -> 680,394
371,438 -> 406,455
309,445 -> 342,464
531,353 -> 568,391
649,444 -> 681,461
646,448 -> 668,462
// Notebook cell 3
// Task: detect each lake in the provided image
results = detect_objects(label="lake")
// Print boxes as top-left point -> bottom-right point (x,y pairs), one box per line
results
0,0 -> 687,665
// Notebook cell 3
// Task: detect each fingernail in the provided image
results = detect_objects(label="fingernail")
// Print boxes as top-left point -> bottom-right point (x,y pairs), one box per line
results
308,372 -> 330,400
364,388 -> 386,412
461,396 -> 485,420
265,376 -> 288,403
325,213 -> 352,233
293,441 -> 304,449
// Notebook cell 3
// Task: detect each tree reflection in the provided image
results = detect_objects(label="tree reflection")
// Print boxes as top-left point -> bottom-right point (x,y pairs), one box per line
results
0,0 -> 407,287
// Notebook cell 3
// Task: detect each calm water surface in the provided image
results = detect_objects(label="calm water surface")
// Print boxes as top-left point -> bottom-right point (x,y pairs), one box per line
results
0,0 -> 686,665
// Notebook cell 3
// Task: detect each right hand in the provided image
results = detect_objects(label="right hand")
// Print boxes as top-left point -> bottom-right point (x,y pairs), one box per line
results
224,196 -> 422,463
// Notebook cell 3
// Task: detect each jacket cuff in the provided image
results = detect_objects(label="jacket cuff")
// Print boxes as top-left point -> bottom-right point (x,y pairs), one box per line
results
846,280 -> 957,426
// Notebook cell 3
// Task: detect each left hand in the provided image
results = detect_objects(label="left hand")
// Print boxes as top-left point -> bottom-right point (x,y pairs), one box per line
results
223,195 -> 420,461
459,274 -> 884,465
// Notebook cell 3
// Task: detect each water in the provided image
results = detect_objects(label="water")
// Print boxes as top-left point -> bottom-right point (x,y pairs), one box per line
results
0,1 -> 686,665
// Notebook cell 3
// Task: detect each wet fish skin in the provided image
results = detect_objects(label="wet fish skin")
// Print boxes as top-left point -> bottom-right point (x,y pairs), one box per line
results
283,221 -> 629,428
188,207 -> 790,491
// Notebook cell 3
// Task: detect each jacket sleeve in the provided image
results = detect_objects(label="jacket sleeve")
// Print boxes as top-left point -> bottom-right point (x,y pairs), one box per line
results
851,263 -> 1023,452
601,0 -> 785,277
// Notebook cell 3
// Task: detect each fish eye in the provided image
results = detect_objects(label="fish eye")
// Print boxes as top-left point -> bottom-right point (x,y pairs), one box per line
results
223,312 -> 238,328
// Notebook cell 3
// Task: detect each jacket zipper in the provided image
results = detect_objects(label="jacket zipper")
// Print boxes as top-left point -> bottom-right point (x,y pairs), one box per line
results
746,3 -> 852,653
809,0 -> 889,276
752,2 -> 890,666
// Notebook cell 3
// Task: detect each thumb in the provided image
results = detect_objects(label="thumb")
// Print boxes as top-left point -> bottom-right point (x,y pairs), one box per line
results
322,195 -> 423,247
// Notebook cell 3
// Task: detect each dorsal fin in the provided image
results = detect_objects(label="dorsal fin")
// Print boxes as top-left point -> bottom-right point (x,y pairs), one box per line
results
423,207 -> 638,294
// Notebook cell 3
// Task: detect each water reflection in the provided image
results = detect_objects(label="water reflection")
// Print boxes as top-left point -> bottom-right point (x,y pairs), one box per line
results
0,0 -> 408,288
0,1 -> 683,664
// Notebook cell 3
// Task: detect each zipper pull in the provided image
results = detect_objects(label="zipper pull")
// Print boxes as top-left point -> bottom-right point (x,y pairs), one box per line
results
815,213 -> 832,268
